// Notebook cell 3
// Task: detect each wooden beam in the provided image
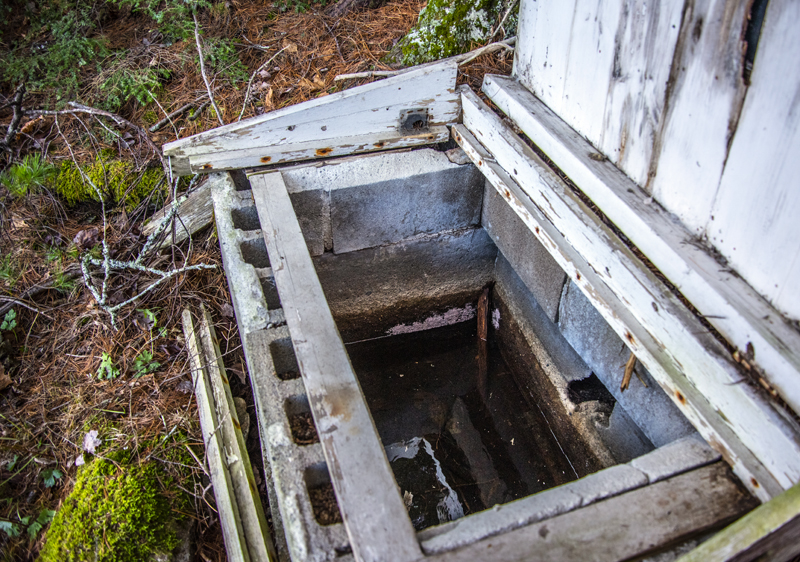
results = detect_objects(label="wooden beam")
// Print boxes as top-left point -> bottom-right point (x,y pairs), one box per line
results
482,73 -> 800,420
676,482 -> 800,562
429,462 -> 756,562
142,182 -> 213,248
182,308 -> 251,562
184,127 -> 449,174
455,87 -> 800,500
248,172 -> 422,562
164,61 -> 459,175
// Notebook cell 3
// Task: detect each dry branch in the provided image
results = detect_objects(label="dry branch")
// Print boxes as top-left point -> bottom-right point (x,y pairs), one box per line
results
1,84 -> 26,154
194,12 -> 225,127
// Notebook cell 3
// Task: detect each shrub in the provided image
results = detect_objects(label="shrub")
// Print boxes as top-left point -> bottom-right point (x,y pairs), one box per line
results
0,154 -> 57,197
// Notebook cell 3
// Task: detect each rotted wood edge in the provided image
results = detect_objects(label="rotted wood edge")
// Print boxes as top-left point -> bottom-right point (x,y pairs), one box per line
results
142,182 -> 213,248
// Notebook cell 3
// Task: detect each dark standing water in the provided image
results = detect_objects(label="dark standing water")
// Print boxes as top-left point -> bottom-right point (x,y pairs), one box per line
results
345,320 -> 581,531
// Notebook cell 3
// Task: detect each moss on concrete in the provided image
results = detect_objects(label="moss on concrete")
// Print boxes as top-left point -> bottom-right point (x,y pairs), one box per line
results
395,0 -> 503,65
38,452 -> 187,562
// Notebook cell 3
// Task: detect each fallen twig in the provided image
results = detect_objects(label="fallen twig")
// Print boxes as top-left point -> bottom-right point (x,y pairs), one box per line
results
149,101 -> 202,133
1,84 -> 25,153
0,297 -> 53,320
334,37 -> 517,82
26,102 -> 168,175
237,47 -> 287,122
621,351 -> 636,391
0,264 -> 81,318
193,12 -> 224,127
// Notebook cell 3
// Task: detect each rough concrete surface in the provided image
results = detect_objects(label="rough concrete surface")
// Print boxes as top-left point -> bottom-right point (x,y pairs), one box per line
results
558,280 -> 696,447
483,181 -> 567,322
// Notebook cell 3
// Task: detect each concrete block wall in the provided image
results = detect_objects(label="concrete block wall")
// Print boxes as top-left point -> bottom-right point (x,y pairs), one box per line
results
481,179 -> 696,448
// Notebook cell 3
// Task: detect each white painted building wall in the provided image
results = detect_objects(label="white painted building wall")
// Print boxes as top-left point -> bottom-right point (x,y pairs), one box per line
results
513,0 -> 800,322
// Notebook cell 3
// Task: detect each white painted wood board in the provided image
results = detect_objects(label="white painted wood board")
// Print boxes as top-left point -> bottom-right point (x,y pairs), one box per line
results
457,87 -> 800,499
248,172 -> 421,562
482,74 -> 800,424
707,0 -> 800,323
648,0 -> 749,235
429,462 -> 756,562
513,0 -> 684,185
164,62 -> 458,175
198,306 -> 276,562
182,309 -> 250,562
184,127 -> 449,174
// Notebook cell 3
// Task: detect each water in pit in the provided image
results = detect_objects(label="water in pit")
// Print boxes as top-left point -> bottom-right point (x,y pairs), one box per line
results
345,320 -> 582,531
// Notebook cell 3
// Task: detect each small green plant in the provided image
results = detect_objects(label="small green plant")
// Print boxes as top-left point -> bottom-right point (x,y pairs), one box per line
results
201,38 -> 249,83
41,468 -> 64,488
133,350 -> 160,378
0,509 -> 55,539
97,352 -> 120,380
0,154 -> 57,197
1,309 -> 17,331
98,56 -> 172,112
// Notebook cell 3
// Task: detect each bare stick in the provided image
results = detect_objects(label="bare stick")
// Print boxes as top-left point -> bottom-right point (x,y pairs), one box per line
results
490,0 -> 520,40
621,351 -> 637,391
334,37 -> 517,82
149,100 -> 203,133
1,84 -> 25,152
193,12 -> 224,126
237,47 -> 287,122
0,297 -> 53,320
26,102 -> 168,175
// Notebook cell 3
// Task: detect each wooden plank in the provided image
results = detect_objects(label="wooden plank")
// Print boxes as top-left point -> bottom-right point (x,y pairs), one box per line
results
248,172 -> 422,562
164,62 -> 459,175
182,309 -> 250,562
648,0 -> 749,235
512,0 -> 684,185
141,182 -> 213,247
482,74 -> 800,424
451,121 -> 783,503
185,127 -> 449,174
456,87 -> 800,499
678,482 -> 800,562
430,462 -> 756,562
198,306 -> 277,562
708,0 -> 800,322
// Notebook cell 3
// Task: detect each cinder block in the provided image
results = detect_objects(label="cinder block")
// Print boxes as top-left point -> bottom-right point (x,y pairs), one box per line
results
558,281 -> 696,447
482,181 -> 567,321
631,434 -> 720,483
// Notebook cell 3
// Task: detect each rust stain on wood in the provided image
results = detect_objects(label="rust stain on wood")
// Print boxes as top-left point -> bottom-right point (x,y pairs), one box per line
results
316,148 -> 334,156
260,156 -> 272,163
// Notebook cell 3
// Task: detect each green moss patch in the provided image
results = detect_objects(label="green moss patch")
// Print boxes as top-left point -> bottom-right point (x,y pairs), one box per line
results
54,154 -> 165,211
38,453 -> 187,562
395,0 -> 503,65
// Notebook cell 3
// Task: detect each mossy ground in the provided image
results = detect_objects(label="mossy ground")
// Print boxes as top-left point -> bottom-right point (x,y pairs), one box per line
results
396,0 -> 505,65
38,452 -> 189,562
53,153 -> 166,211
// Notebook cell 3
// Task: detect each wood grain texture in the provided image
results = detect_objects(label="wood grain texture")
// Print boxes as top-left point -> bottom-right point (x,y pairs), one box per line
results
429,462 -> 756,562
249,172 -> 421,562
141,182 -> 213,247
457,86 -> 800,500
513,0 -> 684,185
182,309 -> 250,562
482,74 -> 800,425
184,127 -> 449,174
164,62 -> 458,175
648,0 -> 749,234
677,482 -> 800,562
707,0 -> 800,322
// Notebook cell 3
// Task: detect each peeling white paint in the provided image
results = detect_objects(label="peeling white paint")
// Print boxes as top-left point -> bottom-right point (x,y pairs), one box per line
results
387,304 -> 476,336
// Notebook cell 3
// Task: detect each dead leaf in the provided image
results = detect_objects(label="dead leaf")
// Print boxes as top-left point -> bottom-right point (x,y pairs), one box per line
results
264,87 -> 275,112
220,303 -> 235,318
312,74 -> 326,89
83,429 -> 102,454
73,227 -> 100,250
0,364 -> 11,391
282,41 -> 298,54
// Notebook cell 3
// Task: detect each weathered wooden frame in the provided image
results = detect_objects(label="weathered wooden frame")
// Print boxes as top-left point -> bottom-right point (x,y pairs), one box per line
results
481,73 -> 800,419
163,62 -> 459,175
454,86 -> 800,502
249,171 -> 422,562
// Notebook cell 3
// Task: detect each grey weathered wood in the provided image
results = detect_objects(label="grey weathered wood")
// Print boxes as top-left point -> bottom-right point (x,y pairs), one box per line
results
142,182 -> 213,248
454,88 -> 800,501
184,127 -> 449,174
248,171 -> 421,562
707,0 -> 800,323
481,74 -> 800,422
164,62 -> 459,175
513,0 -> 684,186
677,482 -> 800,562
182,308 -> 250,562
429,462 -> 756,562
197,306 -> 277,562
